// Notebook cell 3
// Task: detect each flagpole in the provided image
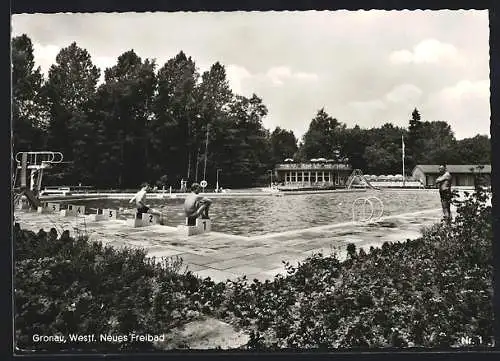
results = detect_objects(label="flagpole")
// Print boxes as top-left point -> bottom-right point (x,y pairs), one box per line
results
203,124 -> 209,187
402,135 -> 405,188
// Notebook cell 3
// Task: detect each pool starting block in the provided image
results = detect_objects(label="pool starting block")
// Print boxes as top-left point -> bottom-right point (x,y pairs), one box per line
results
93,208 -> 118,221
60,204 -> 86,217
36,202 -> 50,213
127,212 -> 160,228
106,209 -> 118,220
94,208 -> 106,221
177,218 -> 211,236
38,202 -> 61,213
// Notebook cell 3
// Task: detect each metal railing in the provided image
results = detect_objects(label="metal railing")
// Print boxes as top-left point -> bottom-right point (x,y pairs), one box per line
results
352,196 -> 384,223
15,151 -> 64,166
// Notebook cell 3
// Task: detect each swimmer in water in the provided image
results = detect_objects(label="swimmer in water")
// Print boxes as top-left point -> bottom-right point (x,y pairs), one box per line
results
129,182 -> 164,223
184,183 -> 212,226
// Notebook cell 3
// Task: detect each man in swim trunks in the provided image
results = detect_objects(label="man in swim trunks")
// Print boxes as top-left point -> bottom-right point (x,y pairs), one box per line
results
435,164 -> 452,223
184,183 -> 212,226
129,182 -> 164,222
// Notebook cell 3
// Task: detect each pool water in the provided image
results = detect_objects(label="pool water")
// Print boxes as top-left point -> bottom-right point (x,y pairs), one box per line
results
74,189 -> 442,236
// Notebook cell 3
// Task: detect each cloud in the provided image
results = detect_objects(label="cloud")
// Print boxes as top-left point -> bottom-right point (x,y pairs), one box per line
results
389,39 -> 460,65
225,64 -> 252,95
94,56 -> 116,72
266,66 -> 292,86
348,84 -> 422,110
437,79 -> 489,100
294,72 -> 319,81
346,99 -> 389,128
32,42 -> 60,75
32,43 -> 116,83
385,84 -> 423,103
424,79 -> 490,139
345,84 -> 423,128
93,56 -> 118,83
266,66 -> 318,86
348,99 -> 387,111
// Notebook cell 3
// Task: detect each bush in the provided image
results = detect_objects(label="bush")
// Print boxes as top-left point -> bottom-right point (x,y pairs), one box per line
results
14,225 -> 218,352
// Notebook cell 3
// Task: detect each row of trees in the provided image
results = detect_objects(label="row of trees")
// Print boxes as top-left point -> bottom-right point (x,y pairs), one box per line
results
12,34 -> 490,189
298,108 -> 491,175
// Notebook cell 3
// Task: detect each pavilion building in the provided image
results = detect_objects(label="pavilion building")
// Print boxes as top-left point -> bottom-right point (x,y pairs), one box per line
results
274,159 -> 352,188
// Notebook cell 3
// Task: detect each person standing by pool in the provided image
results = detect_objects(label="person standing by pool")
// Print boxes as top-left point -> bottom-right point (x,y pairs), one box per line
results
180,178 -> 187,192
435,164 -> 452,223
184,183 -> 212,226
129,182 -> 164,223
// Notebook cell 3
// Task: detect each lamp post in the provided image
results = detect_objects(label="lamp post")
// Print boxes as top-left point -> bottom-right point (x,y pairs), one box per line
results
216,168 -> 222,192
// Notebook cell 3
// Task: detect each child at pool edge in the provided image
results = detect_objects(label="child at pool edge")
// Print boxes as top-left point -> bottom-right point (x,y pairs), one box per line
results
184,183 -> 212,226
129,182 -> 165,224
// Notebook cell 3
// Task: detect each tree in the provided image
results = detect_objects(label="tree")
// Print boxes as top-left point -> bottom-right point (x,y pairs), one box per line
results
11,34 -> 48,153
298,108 -> 347,161
340,125 -> 369,171
94,50 -> 156,187
207,94 -> 272,187
270,127 -> 298,165
231,94 -> 272,186
193,62 -> 233,183
409,107 -> 421,126
151,51 -> 200,186
406,109 -> 457,167
420,121 -> 456,164
43,42 -> 100,183
406,108 -> 423,170
453,135 -> 491,164
362,123 -> 406,174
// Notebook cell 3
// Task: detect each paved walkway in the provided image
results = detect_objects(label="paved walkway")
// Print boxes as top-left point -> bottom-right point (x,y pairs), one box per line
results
14,207 -> 447,282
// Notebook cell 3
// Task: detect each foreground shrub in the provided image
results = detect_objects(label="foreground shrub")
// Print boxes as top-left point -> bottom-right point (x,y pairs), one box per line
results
14,225 -> 221,352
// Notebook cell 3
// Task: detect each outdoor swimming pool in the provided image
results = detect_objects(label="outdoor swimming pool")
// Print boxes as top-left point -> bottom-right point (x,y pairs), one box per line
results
73,189 -> 443,236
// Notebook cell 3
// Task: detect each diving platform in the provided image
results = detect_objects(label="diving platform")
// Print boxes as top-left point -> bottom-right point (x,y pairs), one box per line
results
13,151 -> 65,210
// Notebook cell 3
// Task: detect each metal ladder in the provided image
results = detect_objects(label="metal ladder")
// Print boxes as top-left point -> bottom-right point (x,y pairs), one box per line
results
352,196 -> 384,223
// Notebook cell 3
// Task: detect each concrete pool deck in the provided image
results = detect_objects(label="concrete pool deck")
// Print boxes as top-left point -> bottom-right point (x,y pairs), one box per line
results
14,207 -> 448,282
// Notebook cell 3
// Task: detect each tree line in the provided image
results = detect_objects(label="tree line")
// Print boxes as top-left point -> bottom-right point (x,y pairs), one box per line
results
12,34 -> 491,189
297,108 -> 491,176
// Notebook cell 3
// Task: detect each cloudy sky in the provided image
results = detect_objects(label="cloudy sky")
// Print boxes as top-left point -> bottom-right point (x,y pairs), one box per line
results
12,10 -> 489,140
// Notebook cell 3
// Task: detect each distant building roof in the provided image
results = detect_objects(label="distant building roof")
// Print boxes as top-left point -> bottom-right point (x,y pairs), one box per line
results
413,164 -> 491,174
